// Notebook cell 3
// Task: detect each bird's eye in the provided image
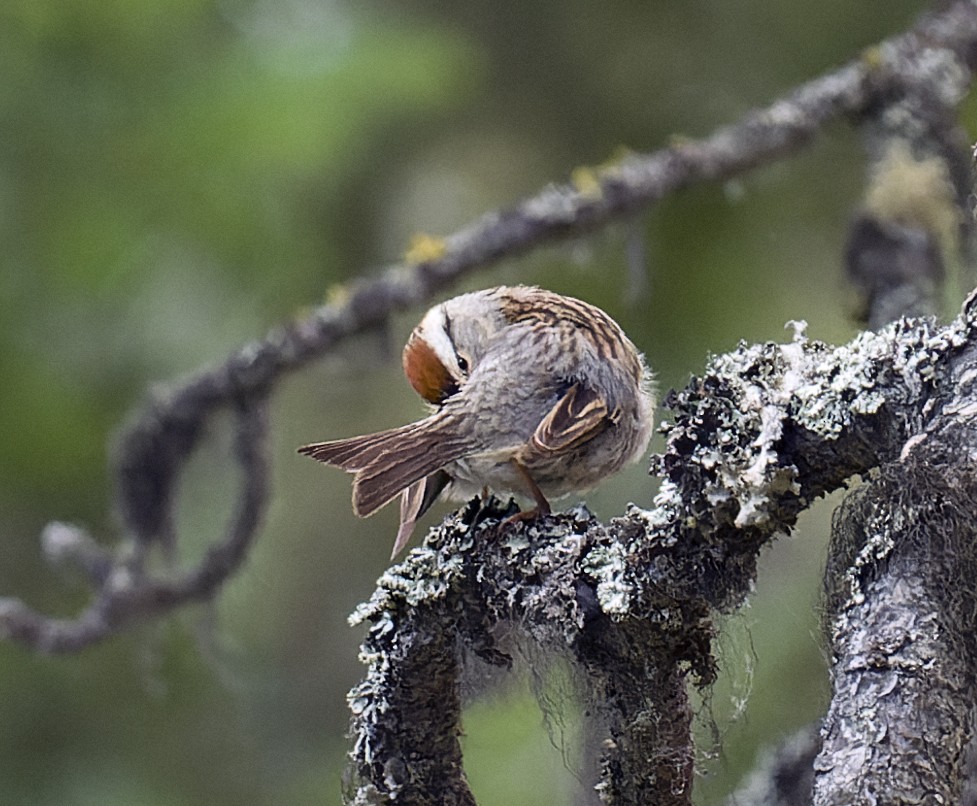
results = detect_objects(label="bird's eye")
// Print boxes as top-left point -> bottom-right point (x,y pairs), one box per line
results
456,354 -> 470,375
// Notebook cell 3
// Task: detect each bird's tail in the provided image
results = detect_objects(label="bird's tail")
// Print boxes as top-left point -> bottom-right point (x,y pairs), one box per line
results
298,415 -> 470,518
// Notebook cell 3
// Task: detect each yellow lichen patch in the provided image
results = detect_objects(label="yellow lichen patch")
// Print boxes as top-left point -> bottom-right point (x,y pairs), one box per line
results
861,45 -> 885,71
864,141 -> 960,256
571,166 -> 603,199
599,145 -> 635,175
569,149 -> 636,196
606,145 -> 635,164
324,284 -> 351,306
404,233 -> 448,264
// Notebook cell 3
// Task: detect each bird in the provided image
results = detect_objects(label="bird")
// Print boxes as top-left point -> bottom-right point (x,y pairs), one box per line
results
298,285 -> 655,558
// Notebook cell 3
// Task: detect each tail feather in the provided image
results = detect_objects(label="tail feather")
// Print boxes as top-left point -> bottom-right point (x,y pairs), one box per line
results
392,470 -> 452,558
298,421 -> 428,472
352,432 -> 470,517
299,416 -> 471,518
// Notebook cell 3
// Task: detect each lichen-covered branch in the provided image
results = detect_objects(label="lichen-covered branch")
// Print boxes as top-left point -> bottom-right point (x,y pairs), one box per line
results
348,502 -> 706,805
813,349 -> 977,803
346,291 -> 977,803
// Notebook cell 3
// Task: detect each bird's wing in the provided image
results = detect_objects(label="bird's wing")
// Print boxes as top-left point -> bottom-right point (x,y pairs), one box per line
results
531,382 -> 612,453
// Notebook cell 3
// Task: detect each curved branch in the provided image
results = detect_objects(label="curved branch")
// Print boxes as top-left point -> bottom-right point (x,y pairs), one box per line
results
0,397 -> 269,653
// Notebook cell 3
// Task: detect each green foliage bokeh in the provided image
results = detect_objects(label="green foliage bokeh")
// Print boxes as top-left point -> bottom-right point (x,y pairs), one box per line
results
0,1 -> 937,803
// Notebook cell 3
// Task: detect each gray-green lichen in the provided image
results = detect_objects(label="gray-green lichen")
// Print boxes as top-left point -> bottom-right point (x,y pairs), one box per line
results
582,542 -> 631,615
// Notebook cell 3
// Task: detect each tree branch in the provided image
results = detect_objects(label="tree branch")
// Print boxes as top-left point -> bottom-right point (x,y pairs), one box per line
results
0,396 -> 269,652
815,401 -> 977,803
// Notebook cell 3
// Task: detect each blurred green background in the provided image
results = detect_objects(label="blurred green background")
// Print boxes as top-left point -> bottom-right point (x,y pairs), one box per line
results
0,1 -> 968,804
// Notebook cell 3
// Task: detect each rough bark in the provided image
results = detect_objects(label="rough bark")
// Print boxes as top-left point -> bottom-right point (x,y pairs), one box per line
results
814,373 -> 977,804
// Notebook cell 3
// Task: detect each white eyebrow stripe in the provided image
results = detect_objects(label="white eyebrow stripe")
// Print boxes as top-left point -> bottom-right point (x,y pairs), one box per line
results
418,305 -> 459,373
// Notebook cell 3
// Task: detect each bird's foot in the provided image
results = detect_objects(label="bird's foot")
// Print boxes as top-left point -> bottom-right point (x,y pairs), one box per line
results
500,498 -> 551,529
461,495 -> 520,533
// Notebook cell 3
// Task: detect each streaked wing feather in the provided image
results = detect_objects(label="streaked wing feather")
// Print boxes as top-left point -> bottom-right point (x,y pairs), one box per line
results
532,383 -> 610,453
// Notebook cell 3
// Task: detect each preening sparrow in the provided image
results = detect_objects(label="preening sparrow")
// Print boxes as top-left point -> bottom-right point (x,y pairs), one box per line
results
299,285 -> 655,557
